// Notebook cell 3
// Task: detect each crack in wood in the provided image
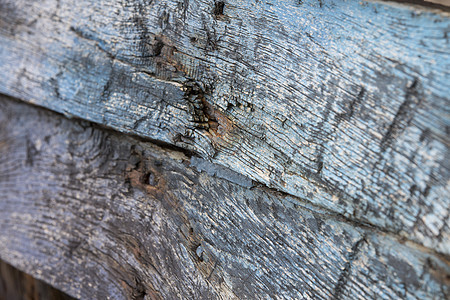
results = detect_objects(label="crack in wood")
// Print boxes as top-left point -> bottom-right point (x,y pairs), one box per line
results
25,137 -> 38,167
380,78 -> 424,152
333,235 -> 367,299
337,87 -> 366,122
388,0 -> 450,11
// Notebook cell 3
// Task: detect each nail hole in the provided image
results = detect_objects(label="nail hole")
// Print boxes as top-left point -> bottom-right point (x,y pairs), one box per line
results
152,39 -> 164,57
213,1 -> 225,17
143,172 -> 157,186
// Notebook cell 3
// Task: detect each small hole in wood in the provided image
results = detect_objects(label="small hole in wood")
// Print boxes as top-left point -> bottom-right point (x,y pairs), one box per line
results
213,1 -> 225,17
143,172 -> 157,186
152,40 -> 164,57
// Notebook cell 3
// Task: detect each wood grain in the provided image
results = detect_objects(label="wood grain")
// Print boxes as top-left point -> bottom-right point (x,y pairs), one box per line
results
0,0 -> 449,255
0,95 -> 449,299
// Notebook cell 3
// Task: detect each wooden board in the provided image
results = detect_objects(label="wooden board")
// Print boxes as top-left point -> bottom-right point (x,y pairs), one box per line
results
0,95 -> 449,299
0,0 -> 448,255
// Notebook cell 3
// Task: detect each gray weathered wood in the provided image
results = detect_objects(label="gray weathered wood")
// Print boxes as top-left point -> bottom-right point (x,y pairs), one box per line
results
0,95 -> 449,299
0,0 -> 448,254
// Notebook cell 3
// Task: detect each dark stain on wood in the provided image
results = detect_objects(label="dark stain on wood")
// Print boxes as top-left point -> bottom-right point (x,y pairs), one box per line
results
25,137 -> 38,167
213,1 -> 225,18
126,146 -> 167,201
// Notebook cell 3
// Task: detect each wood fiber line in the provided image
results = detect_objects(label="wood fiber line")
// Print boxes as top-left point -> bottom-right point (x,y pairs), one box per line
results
0,95 -> 449,299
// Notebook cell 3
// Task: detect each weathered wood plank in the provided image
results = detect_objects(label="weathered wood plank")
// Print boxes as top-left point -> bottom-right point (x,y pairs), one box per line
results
0,0 -> 449,254
0,95 -> 448,299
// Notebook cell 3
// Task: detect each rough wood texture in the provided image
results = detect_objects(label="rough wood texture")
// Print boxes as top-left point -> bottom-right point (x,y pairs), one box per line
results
0,0 -> 448,255
0,260 -> 74,300
0,95 -> 449,299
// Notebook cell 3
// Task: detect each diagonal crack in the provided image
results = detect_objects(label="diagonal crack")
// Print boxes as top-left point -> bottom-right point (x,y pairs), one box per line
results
332,235 -> 367,299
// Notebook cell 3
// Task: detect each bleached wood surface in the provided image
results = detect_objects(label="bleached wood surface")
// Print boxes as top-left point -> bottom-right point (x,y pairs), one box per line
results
0,95 -> 449,299
0,0 -> 449,255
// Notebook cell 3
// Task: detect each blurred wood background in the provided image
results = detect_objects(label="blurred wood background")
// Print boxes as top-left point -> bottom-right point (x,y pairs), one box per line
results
0,260 -> 73,300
